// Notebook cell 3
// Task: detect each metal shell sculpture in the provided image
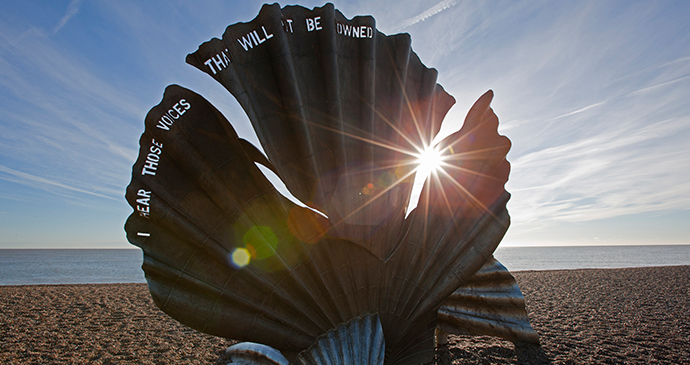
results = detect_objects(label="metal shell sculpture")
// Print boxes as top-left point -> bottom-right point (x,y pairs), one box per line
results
124,3 -> 537,364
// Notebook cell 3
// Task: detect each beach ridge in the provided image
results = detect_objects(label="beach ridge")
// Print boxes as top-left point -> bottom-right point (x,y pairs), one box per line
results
1,266 -> 688,364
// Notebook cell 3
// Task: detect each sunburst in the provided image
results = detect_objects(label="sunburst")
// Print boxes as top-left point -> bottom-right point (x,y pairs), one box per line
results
285,87 -> 505,232
413,144 -> 447,183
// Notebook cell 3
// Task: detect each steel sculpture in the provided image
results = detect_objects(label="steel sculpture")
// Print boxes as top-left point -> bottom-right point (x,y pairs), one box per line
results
125,3 -> 538,364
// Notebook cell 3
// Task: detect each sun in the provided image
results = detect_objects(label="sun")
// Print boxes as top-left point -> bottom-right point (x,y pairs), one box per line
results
414,145 -> 445,181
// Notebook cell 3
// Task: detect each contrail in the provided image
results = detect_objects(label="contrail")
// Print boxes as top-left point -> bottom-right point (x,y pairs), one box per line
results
0,164 -> 119,201
553,101 -> 606,120
392,0 -> 458,32
53,0 -> 84,33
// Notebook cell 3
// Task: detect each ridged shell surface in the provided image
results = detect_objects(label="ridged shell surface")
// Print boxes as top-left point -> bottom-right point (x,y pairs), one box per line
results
125,3 -> 513,365
294,314 -> 385,365
225,342 -> 289,365
186,2 -> 456,260
437,257 -> 540,344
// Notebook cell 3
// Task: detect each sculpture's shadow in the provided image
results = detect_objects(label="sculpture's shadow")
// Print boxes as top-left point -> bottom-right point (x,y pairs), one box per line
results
514,343 -> 552,365
429,340 -> 552,364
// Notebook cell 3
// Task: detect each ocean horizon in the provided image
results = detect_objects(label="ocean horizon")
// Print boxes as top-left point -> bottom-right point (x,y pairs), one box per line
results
1,245 -> 689,286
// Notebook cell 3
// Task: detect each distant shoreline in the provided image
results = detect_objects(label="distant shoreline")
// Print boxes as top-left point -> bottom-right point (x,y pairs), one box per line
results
1,244 -> 689,249
2,245 -> 690,286
2,264 -> 690,287
1,265 -> 688,364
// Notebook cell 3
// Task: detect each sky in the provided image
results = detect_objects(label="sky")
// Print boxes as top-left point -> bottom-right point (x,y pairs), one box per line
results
0,0 -> 689,248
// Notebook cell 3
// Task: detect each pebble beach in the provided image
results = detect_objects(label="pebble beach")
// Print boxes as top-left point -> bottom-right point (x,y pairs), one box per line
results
1,265 -> 688,364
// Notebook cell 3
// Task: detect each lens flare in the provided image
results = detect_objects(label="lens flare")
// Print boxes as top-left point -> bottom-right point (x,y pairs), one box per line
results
243,225 -> 278,260
231,248 -> 251,268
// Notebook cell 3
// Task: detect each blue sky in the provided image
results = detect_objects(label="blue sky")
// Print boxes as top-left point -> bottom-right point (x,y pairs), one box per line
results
0,0 -> 688,248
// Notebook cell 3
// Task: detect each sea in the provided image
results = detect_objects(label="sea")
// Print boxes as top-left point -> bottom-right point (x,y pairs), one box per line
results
0,245 -> 689,286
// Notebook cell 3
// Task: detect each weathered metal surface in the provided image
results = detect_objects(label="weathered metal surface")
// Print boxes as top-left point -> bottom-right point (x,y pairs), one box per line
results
225,342 -> 289,365
124,3 -> 531,364
294,314 -> 385,365
226,315 -> 384,365
186,3 -> 456,262
437,256 -> 540,345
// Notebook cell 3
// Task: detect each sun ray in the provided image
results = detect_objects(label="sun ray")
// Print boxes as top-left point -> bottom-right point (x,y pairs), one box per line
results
301,118 -> 420,157
441,145 -> 509,161
438,168 -> 507,227
369,102 -> 427,154
435,120 -> 495,155
442,164 -> 505,182
421,167 -> 431,246
346,160 -> 420,175
328,167 -> 420,230
431,168 -> 458,219
281,93 -> 508,234
385,46 -> 430,150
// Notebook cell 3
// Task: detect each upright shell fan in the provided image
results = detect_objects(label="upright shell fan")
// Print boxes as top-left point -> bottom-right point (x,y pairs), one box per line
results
125,3 -> 537,364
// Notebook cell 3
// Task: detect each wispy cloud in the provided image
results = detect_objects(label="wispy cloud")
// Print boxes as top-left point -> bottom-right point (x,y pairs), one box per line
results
507,112 -> 690,230
53,0 -> 84,33
0,164 -> 120,201
1,0 -> 689,247
0,17 -> 144,209
398,1 -> 690,242
552,101 -> 607,120
627,74 -> 690,97
391,0 -> 458,32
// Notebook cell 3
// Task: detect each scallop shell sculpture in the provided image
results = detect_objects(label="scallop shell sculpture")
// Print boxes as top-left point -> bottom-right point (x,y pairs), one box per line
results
124,3 -> 537,364
223,314 -> 384,365
437,257 -> 540,345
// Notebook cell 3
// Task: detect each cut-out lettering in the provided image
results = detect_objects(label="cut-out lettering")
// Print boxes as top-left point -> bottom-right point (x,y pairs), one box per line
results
237,26 -> 274,51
